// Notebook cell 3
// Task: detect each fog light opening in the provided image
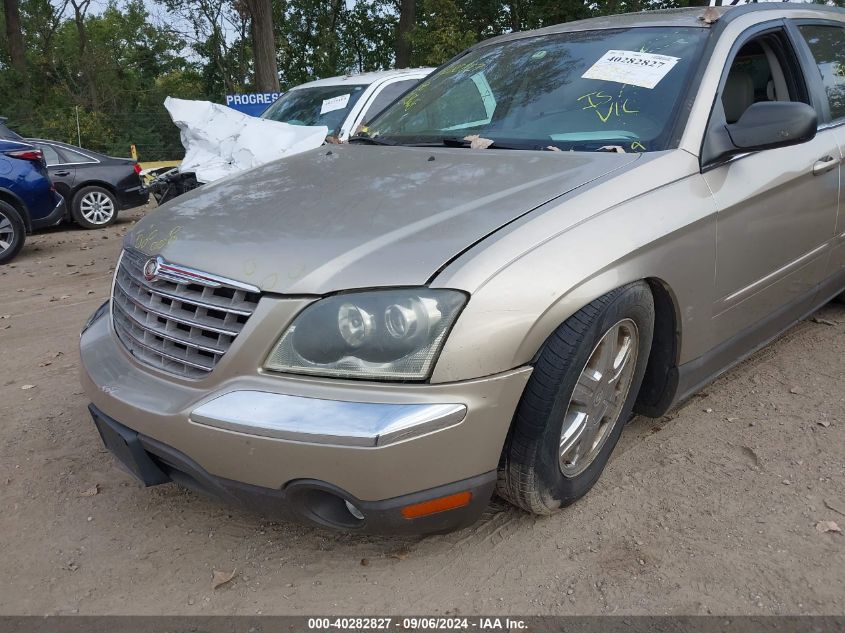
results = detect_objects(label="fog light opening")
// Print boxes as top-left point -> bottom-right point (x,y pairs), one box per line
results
292,487 -> 365,529
345,499 -> 365,520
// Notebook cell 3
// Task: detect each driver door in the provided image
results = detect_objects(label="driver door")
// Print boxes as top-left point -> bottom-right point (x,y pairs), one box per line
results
702,25 -> 839,342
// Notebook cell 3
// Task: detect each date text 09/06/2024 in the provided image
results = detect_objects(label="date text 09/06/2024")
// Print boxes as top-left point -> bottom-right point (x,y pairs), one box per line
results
306,618 -> 528,630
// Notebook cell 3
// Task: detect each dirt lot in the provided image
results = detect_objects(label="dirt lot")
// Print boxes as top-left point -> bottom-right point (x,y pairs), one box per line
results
0,203 -> 843,616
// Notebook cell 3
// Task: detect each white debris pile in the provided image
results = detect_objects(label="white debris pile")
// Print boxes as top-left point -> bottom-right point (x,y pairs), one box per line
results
164,97 -> 328,183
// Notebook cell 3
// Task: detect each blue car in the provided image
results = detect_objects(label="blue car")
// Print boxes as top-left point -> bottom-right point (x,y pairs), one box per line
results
0,118 -> 65,264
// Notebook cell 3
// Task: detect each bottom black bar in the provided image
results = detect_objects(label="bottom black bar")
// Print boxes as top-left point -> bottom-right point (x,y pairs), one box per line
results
2,616 -> 845,633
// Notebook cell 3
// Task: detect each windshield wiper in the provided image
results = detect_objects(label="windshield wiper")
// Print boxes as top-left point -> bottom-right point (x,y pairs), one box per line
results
407,137 -> 538,150
348,134 -> 398,146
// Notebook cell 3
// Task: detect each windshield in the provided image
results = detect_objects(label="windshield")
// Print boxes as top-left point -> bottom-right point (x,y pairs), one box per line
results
261,84 -> 368,135
367,28 -> 707,152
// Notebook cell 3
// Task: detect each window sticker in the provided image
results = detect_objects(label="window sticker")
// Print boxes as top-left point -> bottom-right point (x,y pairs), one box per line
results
320,93 -> 351,115
581,50 -> 680,89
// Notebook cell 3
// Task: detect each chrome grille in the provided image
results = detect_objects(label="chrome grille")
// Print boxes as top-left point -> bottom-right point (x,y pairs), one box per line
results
111,248 -> 260,379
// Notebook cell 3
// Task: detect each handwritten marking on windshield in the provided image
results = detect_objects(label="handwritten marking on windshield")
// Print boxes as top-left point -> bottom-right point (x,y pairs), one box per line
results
577,91 -> 639,124
403,89 -> 422,111
440,59 -> 486,78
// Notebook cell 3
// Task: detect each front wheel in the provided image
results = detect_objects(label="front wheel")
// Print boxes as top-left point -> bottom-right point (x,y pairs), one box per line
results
72,186 -> 118,229
0,201 -> 26,265
497,282 -> 654,515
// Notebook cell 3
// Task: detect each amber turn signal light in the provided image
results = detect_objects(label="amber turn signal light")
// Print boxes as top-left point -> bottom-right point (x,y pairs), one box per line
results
401,491 -> 472,519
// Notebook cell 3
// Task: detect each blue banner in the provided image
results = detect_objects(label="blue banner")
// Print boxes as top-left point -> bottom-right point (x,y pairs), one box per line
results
225,92 -> 283,117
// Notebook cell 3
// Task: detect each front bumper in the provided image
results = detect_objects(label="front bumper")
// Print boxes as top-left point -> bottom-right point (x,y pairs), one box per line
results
90,405 -> 497,534
80,310 -> 531,533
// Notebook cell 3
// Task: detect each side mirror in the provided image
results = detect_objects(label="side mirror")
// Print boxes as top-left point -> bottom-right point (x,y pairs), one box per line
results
726,101 -> 817,152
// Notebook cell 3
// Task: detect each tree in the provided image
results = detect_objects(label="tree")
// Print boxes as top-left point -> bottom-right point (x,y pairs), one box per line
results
410,0 -> 474,66
2,0 -> 721,163
3,0 -> 27,77
244,0 -> 280,91
395,0 -> 415,68
68,0 -> 97,109
156,0 -> 251,96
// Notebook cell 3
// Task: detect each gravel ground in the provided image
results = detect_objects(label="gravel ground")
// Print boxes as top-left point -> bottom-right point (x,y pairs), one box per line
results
0,204 -> 843,615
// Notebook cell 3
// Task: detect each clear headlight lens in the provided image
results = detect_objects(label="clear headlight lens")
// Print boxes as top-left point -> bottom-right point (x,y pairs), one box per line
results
264,288 -> 467,380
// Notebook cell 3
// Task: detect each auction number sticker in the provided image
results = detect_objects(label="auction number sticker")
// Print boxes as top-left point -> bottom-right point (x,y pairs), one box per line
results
581,50 -> 680,89
320,93 -> 351,115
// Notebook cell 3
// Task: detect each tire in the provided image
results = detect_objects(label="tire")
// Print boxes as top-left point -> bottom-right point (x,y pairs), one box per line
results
72,186 -> 118,229
497,282 -> 655,515
834,291 -> 845,304
0,200 -> 26,265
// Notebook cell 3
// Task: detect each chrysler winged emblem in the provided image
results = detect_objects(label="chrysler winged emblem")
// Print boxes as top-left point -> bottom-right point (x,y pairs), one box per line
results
143,257 -> 160,282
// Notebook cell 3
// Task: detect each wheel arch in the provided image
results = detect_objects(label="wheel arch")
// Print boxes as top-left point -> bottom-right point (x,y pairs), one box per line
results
52,181 -> 73,199
526,276 -> 683,419
634,277 -> 682,417
71,180 -> 119,201
0,187 -> 32,232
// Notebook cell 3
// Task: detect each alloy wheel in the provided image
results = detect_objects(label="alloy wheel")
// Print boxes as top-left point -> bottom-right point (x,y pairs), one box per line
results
79,191 -> 115,225
0,211 -> 14,256
559,318 -> 639,477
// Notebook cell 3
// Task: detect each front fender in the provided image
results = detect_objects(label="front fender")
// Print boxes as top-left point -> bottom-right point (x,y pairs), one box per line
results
430,151 -> 718,383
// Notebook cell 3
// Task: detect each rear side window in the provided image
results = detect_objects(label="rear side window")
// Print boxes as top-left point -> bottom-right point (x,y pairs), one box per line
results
798,24 -> 845,121
58,147 -> 97,163
37,144 -> 61,166
362,79 -> 420,123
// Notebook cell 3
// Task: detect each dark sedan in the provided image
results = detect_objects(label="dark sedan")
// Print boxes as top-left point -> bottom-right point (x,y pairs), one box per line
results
26,139 -> 148,229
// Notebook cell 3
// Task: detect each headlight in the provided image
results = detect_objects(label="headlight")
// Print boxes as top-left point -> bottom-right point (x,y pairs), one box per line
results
264,288 -> 467,380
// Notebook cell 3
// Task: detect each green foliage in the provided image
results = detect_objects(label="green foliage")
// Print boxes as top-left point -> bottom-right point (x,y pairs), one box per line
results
410,0 -> 477,67
0,0 -> 696,160
2,0 -> 205,158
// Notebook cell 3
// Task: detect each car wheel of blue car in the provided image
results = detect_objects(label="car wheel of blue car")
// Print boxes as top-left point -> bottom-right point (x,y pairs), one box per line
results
0,200 -> 26,265
72,186 -> 118,230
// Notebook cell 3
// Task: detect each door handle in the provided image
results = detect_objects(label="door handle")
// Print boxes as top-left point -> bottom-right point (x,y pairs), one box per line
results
812,155 -> 839,176
53,170 -> 70,177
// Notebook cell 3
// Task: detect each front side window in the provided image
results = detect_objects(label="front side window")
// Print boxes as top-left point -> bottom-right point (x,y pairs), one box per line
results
261,85 -> 368,135
368,27 -> 708,152
719,34 -> 803,124
362,79 -> 421,123
798,24 -> 845,121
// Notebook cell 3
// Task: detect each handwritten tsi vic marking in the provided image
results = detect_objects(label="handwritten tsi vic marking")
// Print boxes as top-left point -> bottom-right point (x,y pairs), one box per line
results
577,90 -> 639,124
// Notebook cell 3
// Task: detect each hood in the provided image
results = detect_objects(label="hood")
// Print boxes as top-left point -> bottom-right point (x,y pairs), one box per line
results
128,144 -> 639,294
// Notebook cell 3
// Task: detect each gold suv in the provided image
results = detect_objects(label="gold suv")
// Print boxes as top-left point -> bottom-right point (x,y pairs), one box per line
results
81,4 -> 845,534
